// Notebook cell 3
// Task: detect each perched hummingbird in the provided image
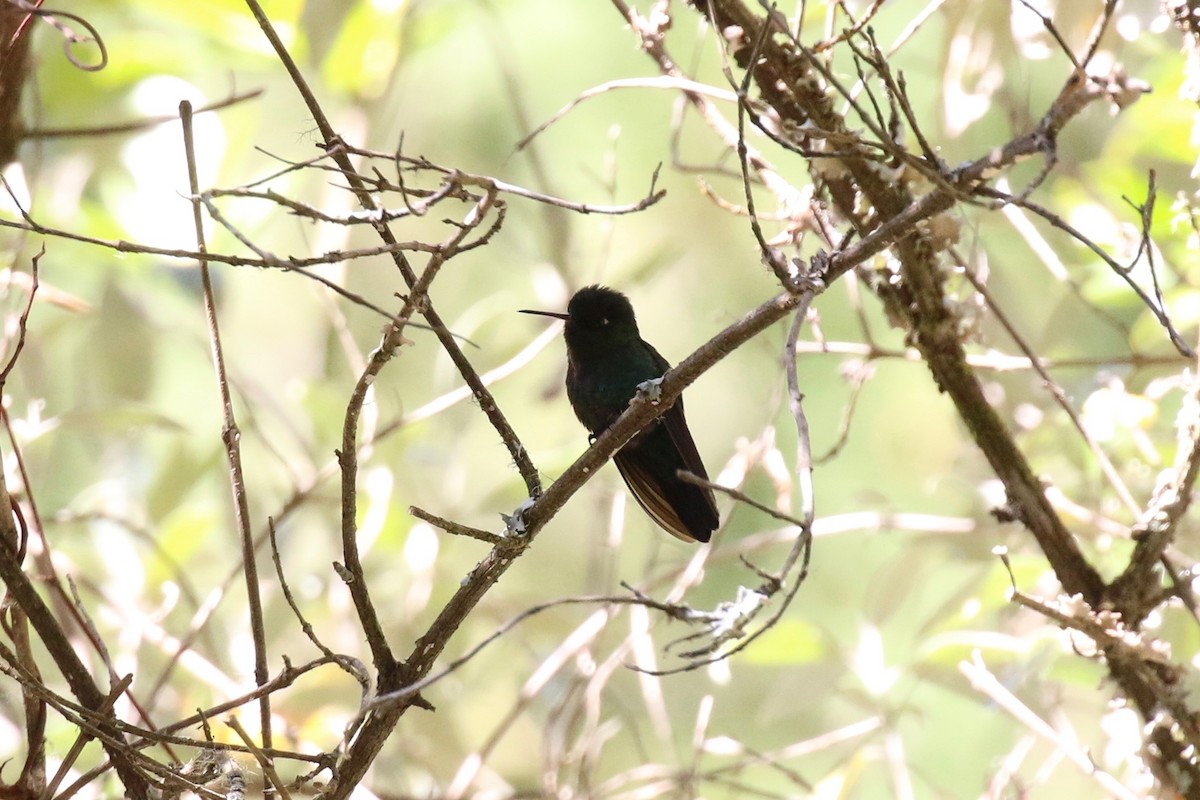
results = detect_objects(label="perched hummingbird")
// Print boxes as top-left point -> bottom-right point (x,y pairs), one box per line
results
521,285 -> 720,543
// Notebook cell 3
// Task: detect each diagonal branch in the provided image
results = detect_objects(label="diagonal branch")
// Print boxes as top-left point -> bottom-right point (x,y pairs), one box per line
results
242,0 -> 539,497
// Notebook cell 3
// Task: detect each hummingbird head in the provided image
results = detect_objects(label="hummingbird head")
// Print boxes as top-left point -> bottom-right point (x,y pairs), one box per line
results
521,285 -> 641,355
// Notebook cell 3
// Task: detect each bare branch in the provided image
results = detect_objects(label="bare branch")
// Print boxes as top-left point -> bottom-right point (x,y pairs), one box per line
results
180,99 -> 274,757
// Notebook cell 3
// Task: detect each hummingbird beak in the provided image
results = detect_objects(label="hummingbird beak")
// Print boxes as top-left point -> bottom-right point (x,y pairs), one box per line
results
519,309 -> 570,321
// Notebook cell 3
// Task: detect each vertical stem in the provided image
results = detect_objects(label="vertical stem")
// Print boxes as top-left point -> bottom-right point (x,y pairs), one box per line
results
179,101 -> 274,772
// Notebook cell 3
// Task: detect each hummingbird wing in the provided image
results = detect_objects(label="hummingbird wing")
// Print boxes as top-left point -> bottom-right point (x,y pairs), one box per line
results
614,442 -> 699,542
611,342 -> 720,543
659,398 -> 721,536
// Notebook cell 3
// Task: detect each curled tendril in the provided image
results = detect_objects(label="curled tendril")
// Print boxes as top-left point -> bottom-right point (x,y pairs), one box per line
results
16,4 -> 107,72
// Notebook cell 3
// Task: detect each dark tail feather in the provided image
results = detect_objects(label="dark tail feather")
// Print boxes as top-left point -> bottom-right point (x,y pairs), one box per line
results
614,450 -> 718,543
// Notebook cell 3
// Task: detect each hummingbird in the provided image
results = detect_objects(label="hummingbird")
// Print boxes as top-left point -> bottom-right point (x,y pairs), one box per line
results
521,285 -> 720,543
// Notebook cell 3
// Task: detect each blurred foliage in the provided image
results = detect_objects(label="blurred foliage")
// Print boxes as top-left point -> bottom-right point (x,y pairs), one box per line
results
0,0 -> 1197,798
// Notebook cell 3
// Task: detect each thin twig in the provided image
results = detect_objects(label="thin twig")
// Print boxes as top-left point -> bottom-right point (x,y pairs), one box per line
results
25,88 -> 263,139
0,244 -> 39,385
409,506 -> 503,546
226,715 -> 293,800
180,99 -> 273,759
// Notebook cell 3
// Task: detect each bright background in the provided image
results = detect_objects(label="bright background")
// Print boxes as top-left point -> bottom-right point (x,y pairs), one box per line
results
2,1 -> 1197,797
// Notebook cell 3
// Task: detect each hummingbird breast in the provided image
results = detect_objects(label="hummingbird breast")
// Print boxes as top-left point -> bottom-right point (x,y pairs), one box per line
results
564,344 -> 663,435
